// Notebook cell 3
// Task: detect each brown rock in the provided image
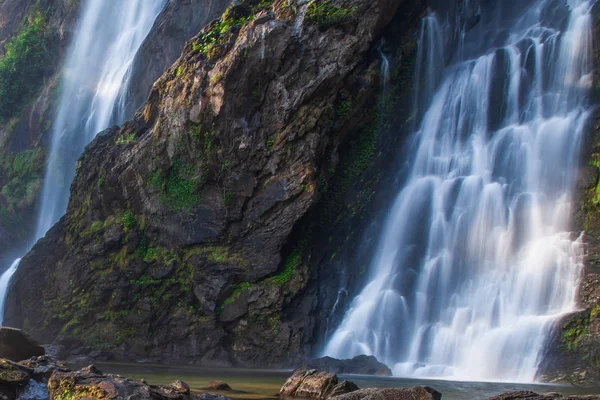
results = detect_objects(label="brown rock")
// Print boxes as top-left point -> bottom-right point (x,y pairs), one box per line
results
0,328 -> 44,362
280,369 -> 339,399
48,364 -> 232,400
207,381 -> 231,390
329,380 -> 360,398
330,387 -> 442,400
171,380 -> 191,394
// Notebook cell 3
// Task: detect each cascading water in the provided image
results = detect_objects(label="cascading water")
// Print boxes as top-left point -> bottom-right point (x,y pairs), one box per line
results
0,0 -> 167,324
324,0 -> 594,383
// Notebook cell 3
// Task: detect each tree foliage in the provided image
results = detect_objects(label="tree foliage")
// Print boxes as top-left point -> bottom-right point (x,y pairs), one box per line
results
0,12 -> 50,121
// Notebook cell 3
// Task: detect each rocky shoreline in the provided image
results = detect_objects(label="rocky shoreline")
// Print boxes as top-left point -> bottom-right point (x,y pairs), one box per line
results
0,328 -> 598,400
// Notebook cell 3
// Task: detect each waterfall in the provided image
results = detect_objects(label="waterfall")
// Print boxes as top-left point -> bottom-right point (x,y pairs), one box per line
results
324,0 -> 594,383
0,0 -> 167,325
378,40 -> 390,94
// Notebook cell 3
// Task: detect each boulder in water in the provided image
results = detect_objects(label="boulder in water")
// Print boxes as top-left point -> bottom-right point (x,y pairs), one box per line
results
306,355 -> 392,376
280,368 -> 356,399
330,387 -> 441,400
207,381 -> 231,390
0,328 -> 44,362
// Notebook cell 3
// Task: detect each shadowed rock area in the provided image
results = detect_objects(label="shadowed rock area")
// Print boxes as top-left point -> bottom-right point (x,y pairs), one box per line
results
0,327 -> 44,362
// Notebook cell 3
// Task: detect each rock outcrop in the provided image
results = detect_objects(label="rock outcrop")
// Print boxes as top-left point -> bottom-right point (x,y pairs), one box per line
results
6,0 -> 428,366
206,381 -> 231,391
306,355 -> 392,376
330,387 -> 442,400
47,365 -> 230,400
280,369 -> 340,399
0,328 -> 44,362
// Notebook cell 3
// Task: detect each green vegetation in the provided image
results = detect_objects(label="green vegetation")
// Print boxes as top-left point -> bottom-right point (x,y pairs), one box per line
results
191,1 -> 274,59
266,249 -> 300,285
0,12 -> 50,120
147,158 -> 203,211
222,282 -> 252,306
121,210 -> 137,233
185,246 -> 249,268
305,0 -> 357,30
0,147 -> 46,214
115,132 -> 136,145
562,315 -> 589,352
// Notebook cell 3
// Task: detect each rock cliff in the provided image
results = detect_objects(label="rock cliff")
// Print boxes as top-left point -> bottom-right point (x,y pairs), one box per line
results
6,0 -> 427,366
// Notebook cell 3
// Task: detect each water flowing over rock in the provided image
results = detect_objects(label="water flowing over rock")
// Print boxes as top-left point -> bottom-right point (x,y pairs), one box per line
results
324,0 -> 594,382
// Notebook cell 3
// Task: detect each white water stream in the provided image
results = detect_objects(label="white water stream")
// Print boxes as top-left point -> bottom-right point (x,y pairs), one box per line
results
0,0 -> 167,325
325,0 -> 595,382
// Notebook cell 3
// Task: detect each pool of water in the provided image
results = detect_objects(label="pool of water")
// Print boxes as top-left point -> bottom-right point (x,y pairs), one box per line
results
97,363 -> 600,400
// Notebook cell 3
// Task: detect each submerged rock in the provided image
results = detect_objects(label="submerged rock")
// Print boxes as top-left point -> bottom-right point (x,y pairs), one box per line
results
0,328 -> 44,362
330,387 -> 442,400
307,355 -> 392,376
280,368 -> 358,399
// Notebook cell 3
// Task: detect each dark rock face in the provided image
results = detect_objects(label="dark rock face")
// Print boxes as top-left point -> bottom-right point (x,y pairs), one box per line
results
0,328 -> 44,362
6,0 -> 428,367
486,392 -> 600,400
280,368 -> 356,399
330,387 -> 442,400
307,355 -> 392,376
47,364 -> 231,400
